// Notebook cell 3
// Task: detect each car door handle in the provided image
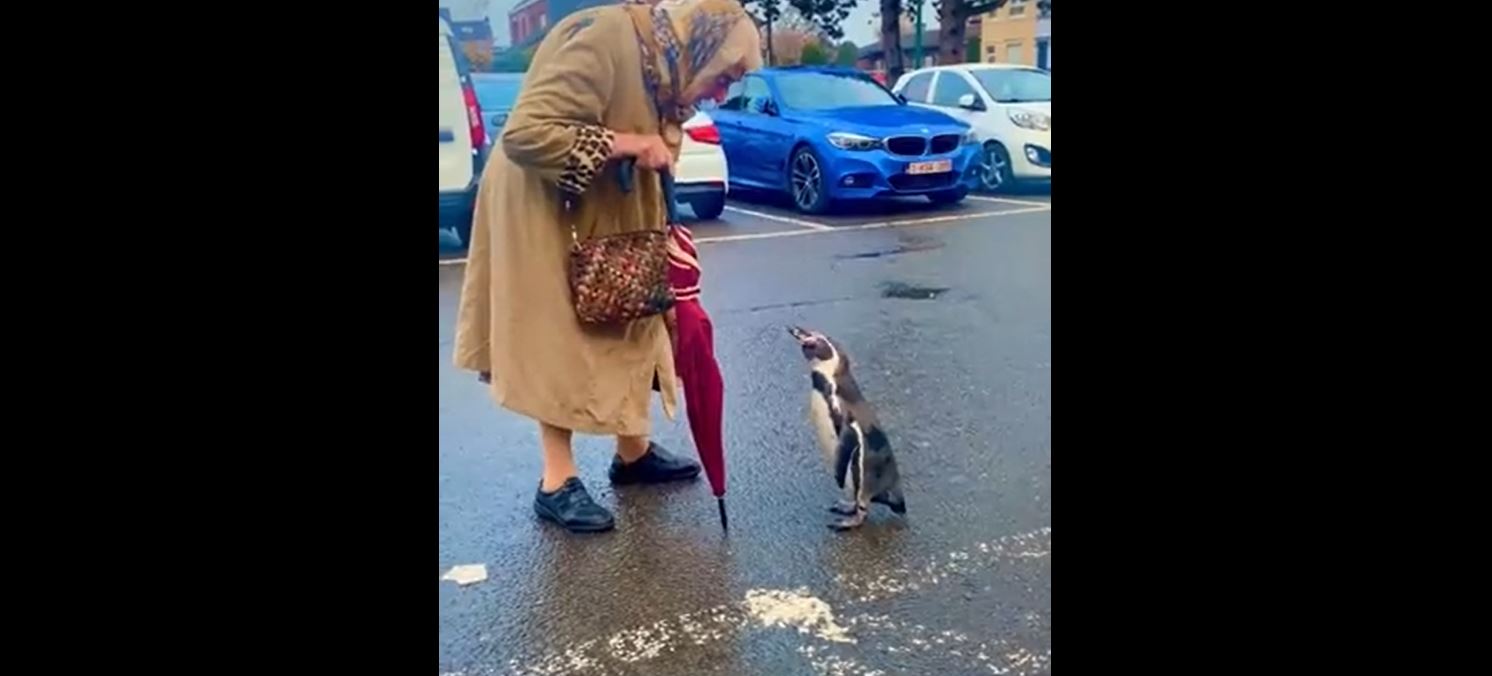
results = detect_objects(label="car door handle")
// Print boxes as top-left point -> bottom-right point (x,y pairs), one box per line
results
439,128 -> 455,143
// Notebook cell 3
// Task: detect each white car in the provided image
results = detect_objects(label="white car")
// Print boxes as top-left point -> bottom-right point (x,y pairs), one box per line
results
439,18 -> 487,247
893,64 -> 1050,192
674,111 -> 729,220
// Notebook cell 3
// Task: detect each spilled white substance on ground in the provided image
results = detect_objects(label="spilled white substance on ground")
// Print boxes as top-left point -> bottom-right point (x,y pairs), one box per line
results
744,588 -> 855,643
833,527 -> 1052,603
494,526 -> 1051,676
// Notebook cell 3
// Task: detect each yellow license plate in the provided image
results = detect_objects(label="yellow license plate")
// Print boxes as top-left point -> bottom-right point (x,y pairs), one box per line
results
907,159 -> 953,175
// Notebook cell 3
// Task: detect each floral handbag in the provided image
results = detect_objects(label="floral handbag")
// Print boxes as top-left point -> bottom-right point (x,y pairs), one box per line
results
566,168 -> 676,325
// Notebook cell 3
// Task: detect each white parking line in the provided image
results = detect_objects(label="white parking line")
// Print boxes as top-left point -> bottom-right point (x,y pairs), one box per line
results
722,205 -> 834,231
967,195 -> 1051,207
696,205 -> 1050,244
438,203 -> 1050,261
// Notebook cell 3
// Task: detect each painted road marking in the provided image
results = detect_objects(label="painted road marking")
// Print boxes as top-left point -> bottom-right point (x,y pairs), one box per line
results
491,526 -> 1052,676
723,204 -> 834,231
695,205 -> 1051,244
436,203 -> 1051,264
967,195 -> 1051,208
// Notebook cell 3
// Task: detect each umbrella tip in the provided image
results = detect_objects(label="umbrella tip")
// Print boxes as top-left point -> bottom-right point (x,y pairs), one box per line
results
718,498 -> 728,532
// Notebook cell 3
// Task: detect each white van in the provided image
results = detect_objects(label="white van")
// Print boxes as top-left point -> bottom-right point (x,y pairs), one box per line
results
439,18 -> 488,247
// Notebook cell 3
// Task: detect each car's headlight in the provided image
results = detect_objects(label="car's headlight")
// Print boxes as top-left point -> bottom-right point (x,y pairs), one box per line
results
827,132 -> 882,151
962,129 -> 979,145
1008,109 -> 1051,131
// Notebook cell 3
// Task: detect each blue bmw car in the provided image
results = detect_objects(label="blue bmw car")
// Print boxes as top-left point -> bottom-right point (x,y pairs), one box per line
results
711,67 -> 982,214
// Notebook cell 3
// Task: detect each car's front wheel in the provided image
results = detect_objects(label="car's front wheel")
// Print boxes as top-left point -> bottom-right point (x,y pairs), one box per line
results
689,194 -> 726,220
979,142 -> 1016,193
788,146 -> 831,214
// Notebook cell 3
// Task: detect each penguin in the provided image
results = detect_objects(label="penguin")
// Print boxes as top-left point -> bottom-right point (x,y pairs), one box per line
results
787,326 -> 907,530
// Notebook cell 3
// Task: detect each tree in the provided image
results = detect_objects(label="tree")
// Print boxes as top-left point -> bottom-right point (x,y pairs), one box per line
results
878,0 -> 904,82
835,41 -> 859,66
934,0 -> 1008,66
772,29 -> 818,65
741,0 -> 784,65
461,41 -> 494,73
784,0 -> 854,40
800,41 -> 830,65
776,0 -> 906,81
490,47 -> 532,73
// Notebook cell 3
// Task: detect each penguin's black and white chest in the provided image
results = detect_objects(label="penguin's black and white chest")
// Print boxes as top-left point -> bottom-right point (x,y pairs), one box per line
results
808,368 -> 845,464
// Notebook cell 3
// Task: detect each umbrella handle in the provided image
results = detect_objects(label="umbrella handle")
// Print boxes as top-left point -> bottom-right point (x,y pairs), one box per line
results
718,497 -> 728,532
616,160 -> 679,225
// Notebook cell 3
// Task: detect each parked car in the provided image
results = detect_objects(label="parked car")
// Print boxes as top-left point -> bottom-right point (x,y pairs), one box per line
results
439,18 -> 488,247
710,66 -> 981,214
675,111 -> 729,219
893,64 -> 1050,192
471,72 -> 523,149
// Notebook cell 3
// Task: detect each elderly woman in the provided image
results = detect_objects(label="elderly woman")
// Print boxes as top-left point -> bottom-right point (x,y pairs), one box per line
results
454,0 -> 762,533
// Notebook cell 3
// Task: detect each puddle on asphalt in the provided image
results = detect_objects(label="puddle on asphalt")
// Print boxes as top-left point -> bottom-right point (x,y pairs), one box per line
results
837,235 -> 945,260
880,281 -> 950,300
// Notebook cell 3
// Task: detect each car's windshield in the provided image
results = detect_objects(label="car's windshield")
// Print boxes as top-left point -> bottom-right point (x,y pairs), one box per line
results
776,71 -> 899,110
472,73 -> 523,110
971,68 -> 1051,103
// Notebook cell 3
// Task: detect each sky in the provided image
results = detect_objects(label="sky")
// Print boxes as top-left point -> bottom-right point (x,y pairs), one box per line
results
480,0 -> 914,49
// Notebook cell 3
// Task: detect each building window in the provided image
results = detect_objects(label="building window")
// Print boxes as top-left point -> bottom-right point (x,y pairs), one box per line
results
539,15 -> 547,29
1036,39 -> 1049,70
986,45 -> 996,54
1006,42 -> 1023,64
1011,0 -> 1028,16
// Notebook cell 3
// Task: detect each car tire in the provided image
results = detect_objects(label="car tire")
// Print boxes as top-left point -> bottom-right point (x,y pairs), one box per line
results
788,146 -> 832,214
928,187 -> 968,206
979,142 -> 1016,193
690,194 -> 726,220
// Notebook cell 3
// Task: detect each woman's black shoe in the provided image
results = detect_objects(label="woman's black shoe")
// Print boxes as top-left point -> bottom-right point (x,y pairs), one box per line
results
533,478 -> 615,533
608,442 -> 702,485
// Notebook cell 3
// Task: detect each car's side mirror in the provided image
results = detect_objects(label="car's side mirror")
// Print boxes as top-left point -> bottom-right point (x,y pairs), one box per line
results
958,93 -> 986,111
895,93 -> 908,104
763,100 -> 779,116
491,112 -> 508,127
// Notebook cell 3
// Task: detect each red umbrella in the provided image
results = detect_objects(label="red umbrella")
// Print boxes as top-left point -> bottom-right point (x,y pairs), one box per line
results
624,164 -> 729,530
661,170 -> 729,530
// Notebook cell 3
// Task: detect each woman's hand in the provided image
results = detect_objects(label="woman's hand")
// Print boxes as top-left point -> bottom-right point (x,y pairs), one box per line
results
611,132 -> 673,170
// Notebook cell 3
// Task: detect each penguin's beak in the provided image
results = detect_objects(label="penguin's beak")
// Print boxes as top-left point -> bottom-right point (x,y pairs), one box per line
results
787,325 -> 811,343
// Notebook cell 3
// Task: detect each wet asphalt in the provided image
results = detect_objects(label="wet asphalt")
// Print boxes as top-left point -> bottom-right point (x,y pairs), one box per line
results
439,190 -> 1051,676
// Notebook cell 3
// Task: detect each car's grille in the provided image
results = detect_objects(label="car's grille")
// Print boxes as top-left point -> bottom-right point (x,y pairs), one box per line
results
889,173 -> 958,191
884,136 -> 928,156
929,134 -> 961,154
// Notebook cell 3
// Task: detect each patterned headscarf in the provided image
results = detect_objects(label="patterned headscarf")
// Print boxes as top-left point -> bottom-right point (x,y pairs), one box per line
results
625,0 -> 763,124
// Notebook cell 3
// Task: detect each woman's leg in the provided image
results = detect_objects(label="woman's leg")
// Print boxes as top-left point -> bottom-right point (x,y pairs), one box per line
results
615,434 -> 651,464
534,421 -> 613,533
539,422 -> 579,492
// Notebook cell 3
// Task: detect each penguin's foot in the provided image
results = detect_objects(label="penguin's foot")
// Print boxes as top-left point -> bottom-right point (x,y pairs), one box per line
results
828,500 -> 857,515
829,508 -> 867,531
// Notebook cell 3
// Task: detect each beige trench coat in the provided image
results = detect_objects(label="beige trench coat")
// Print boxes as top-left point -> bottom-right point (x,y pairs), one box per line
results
454,6 -> 680,436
